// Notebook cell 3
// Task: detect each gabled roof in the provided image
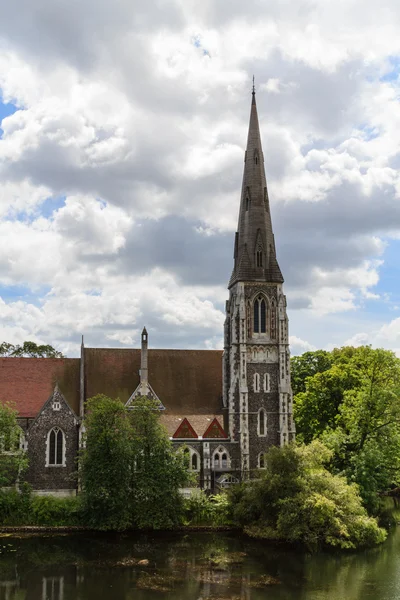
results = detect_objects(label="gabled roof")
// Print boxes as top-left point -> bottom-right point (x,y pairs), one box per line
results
203,417 -> 228,439
84,348 -> 223,415
161,414 -> 225,437
0,358 -> 80,417
172,418 -> 198,439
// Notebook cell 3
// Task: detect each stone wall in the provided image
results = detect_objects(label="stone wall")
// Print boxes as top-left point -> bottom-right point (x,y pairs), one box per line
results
24,389 -> 79,492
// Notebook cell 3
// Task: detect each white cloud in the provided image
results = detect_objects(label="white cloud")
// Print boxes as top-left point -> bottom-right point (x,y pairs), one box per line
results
0,0 -> 400,353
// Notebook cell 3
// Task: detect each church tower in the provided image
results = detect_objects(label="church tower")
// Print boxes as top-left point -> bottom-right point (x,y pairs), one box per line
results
223,85 -> 295,478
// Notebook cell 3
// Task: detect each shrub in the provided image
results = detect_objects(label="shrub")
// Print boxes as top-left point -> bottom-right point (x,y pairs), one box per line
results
230,441 -> 387,551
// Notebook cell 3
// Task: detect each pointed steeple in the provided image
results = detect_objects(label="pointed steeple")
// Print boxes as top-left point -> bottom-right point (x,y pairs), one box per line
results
229,86 -> 283,287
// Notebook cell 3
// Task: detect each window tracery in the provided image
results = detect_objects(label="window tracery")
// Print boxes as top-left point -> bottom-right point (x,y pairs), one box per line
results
46,427 -> 65,467
253,296 -> 267,334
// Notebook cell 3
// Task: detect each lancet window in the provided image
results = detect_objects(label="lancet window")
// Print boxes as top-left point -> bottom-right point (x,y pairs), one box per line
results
258,408 -> 267,437
46,427 -> 65,467
253,296 -> 267,334
183,446 -> 200,472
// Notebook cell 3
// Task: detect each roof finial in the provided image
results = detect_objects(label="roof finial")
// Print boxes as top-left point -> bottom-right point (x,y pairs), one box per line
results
252,75 -> 255,95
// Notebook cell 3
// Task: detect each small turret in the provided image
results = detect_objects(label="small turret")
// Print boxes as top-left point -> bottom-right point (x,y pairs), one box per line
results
140,327 -> 148,387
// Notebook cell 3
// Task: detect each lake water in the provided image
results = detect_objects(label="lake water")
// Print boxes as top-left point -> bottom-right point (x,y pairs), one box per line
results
1,527 -> 400,599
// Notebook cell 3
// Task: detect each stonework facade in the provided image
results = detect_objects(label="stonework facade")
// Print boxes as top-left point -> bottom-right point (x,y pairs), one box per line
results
0,89 -> 294,494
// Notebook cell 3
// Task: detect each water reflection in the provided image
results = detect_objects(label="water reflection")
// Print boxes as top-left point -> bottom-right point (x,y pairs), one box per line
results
0,528 -> 399,599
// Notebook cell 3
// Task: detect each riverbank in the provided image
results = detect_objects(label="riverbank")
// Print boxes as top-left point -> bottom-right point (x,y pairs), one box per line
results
0,525 -> 240,533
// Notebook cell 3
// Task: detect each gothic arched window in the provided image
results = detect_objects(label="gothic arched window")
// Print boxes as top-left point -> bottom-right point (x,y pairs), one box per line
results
254,373 -> 260,393
47,427 -> 65,467
258,408 -> 267,436
263,373 -> 270,392
184,446 -> 200,472
253,296 -> 267,334
258,453 -> 266,469
213,446 -> 230,469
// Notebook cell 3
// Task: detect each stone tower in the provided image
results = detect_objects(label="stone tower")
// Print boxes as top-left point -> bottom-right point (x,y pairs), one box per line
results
223,86 -> 295,478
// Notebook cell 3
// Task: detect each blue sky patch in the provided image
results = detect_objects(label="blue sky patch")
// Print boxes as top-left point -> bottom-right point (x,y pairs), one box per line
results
0,284 -> 49,305
0,98 -> 18,137
380,56 -> 400,82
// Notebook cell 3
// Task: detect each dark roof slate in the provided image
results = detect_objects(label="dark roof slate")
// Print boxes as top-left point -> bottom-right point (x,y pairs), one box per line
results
84,348 -> 223,415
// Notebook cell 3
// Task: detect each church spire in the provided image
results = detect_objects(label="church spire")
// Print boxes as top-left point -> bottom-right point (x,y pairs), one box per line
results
229,86 -> 283,287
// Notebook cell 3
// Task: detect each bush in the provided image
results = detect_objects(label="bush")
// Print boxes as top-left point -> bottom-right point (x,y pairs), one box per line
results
30,495 -> 81,526
229,441 -> 387,551
0,486 -> 81,527
184,491 -> 232,526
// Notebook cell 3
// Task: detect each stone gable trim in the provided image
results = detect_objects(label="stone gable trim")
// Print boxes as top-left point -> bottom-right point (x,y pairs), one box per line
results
203,418 -> 228,439
30,384 -> 79,429
125,382 -> 165,410
172,418 -> 198,439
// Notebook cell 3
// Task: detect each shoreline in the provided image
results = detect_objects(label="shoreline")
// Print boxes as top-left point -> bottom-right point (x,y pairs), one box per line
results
0,525 -> 240,534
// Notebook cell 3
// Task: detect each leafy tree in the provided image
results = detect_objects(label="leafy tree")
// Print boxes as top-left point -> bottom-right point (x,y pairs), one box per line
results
229,441 -> 386,551
80,395 -> 190,530
0,341 -> 63,358
129,397 -> 190,529
0,403 -> 28,487
291,350 -> 333,396
293,346 -> 400,511
80,395 -> 132,530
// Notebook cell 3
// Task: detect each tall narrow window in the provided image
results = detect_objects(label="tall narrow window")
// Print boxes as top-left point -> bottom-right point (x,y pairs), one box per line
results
263,373 -> 270,392
256,249 -> 263,267
258,409 -> 266,436
47,428 -> 65,466
258,453 -> 266,469
254,373 -> 260,393
245,197 -> 249,211
191,453 -> 198,471
254,296 -> 267,334
260,299 -> 266,332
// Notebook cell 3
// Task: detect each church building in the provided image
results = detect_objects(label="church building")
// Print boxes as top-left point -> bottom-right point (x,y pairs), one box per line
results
0,88 -> 295,495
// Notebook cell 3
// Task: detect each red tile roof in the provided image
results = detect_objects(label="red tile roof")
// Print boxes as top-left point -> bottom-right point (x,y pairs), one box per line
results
0,358 -> 80,417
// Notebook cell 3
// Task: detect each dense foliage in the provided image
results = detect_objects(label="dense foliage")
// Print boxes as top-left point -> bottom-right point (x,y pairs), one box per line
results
292,346 -> 400,511
0,486 -> 81,526
0,403 -> 28,487
80,395 -> 133,530
229,441 -> 386,550
80,395 -> 190,530
129,397 -> 189,529
183,490 -> 232,526
0,341 -> 63,358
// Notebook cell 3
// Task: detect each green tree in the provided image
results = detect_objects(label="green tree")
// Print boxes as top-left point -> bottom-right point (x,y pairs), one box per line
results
293,346 -> 400,511
0,341 -> 63,358
0,403 -> 28,487
129,397 -> 190,529
80,395 -> 132,530
291,350 -> 333,395
229,441 -> 386,551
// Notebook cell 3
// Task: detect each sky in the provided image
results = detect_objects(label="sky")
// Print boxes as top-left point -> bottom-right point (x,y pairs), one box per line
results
1,0 -> 400,357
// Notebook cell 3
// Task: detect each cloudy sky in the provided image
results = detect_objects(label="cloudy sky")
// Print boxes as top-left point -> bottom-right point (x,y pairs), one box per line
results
1,0 -> 400,357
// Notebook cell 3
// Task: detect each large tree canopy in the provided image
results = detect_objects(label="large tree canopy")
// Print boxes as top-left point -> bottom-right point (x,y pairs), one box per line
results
80,395 -> 190,530
0,342 -> 63,358
292,346 -> 400,511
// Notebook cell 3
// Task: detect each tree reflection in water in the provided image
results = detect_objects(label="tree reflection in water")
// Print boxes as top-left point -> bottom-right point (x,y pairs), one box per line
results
0,528 -> 399,599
